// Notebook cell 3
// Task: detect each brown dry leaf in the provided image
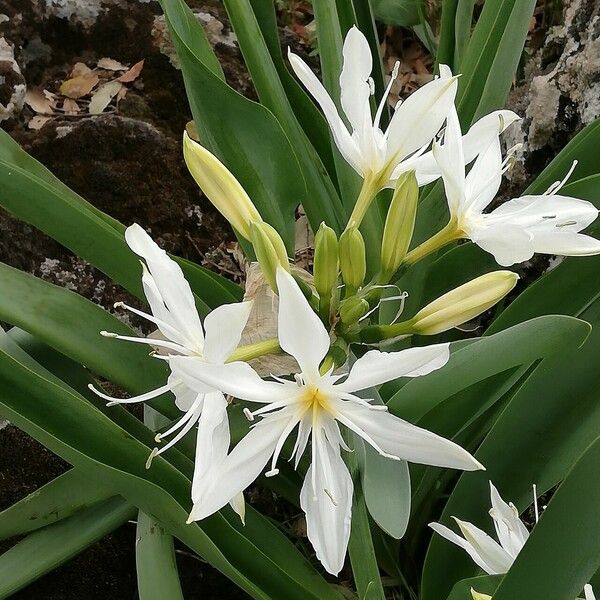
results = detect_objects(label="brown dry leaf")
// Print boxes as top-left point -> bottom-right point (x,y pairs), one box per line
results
117,59 -> 144,83
25,89 -> 54,114
62,98 -> 80,115
97,57 -> 128,71
116,86 -> 128,102
71,62 -> 92,77
28,115 -> 52,130
88,80 -> 123,114
60,73 -> 100,99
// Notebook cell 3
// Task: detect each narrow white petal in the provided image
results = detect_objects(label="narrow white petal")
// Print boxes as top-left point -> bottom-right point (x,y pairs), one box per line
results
229,493 -> 246,523
288,50 -> 362,173
489,482 -> 529,557
462,110 -> 520,163
584,584 -> 596,600
455,518 -> 515,574
532,231 -> 600,256
167,373 -> 199,411
429,522 -> 499,575
336,401 -> 483,471
336,344 -> 450,393
385,67 -> 458,165
300,427 -> 353,576
203,301 -> 253,364
470,222 -> 535,266
189,410 -> 296,521
169,357 -> 285,403
125,224 -> 204,351
276,268 -> 330,381
464,136 -> 503,215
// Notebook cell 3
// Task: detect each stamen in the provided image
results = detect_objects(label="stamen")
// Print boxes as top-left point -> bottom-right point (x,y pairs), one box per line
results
88,382 -> 172,405
374,60 -> 400,129
544,160 -> 578,196
145,447 -> 159,469
367,76 -> 375,95
243,407 -> 254,422
99,332 -> 191,355
264,468 -> 279,477
324,488 -> 338,505
533,484 -> 539,524
556,221 -> 577,228
112,301 -> 183,342
542,215 -> 557,219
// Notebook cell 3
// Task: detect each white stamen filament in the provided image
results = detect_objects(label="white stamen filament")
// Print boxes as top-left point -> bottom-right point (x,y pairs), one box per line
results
88,382 -> 171,405
374,61 -> 399,130
113,301 -> 184,343
544,160 -> 578,196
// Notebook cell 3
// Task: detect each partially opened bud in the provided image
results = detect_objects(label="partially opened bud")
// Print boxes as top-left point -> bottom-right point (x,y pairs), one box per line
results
380,171 -> 418,280
339,224 -> 366,294
313,223 -> 339,300
408,271 -> 518,335
470,590 -> 492,600
183,132 -> 262,240
250,221 -> 290,292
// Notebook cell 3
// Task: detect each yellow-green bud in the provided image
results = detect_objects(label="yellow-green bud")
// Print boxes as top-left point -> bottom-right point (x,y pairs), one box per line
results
250,221 -> 290,292
313,223 -> 339,300
470,590 -> 492,600
183,131 -> 262,240
380,171 -> 418,280
339,224 -> 366,294
339,296 -> 370,325
408,271 -> 519,335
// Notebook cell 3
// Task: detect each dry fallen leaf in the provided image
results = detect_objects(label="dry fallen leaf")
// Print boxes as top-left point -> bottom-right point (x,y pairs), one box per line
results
62,98 -> 80,115
97,57 -> 128,71
28,115 -> 52,130
25,89 -> 54,114
88,80 -> 123,114
71,62 -> 92,77
60,73 -> 100,99
117,59 -> 144,83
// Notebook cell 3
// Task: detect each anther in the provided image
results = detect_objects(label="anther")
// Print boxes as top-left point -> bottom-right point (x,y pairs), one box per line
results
243,408 -> 255,422
145,447 -> 159,470
264,468 -> 279,478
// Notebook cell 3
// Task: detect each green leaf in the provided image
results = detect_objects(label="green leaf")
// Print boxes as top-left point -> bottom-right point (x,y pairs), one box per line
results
387,315 -> 591,422
158,0 -> 327,245
0,129 -> 240,311
370,0 -> 423,26
494,437 -> 600,600
421,300 -> 600,600
0,468 -> 112,540
0,498 -> 135,599
136,510 -> 184,600
446,575 -> 502,600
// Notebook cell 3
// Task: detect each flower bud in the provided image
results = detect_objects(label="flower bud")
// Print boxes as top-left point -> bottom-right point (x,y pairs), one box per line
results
250,221 -> 290,292
339,224 -> 366,293
380,171 -> 418,280
313,223 -> 339,301
407,271 -> 518,335
339,296 -> 370,325
183,131 -> 262,240
470,590 -> 492,600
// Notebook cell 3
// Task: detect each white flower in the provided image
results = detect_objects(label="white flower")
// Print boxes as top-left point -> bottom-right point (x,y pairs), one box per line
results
90,224 -> 251,519
584,584 -> 597,600
435,106 -> 600,266
170,268 -> 483,575
288,26 -> 459,187
429,482 -> 530,575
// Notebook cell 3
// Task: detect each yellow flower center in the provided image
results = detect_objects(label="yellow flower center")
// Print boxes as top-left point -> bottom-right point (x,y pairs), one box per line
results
302,386 -> 332,415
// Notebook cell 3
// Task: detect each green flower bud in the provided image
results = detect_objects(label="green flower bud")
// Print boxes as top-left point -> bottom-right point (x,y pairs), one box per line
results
313,223 -> 339,301
339,224 -> 366,294
250,221 -> 290,292
183,132 -> 262,240
408,271 -> 519,335
380,171 -> 418,280
339,296 -> 370,325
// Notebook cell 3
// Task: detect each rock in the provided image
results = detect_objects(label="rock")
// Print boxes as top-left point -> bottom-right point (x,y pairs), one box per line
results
0,36 -> 25,122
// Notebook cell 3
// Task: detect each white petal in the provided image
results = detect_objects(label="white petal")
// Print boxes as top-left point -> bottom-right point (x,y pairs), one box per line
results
584,584 -> 596,600
454,518 -> 515,574
336,401 -> 483,471
167,373 -> 200,411
433,105 -> 465,215
470,222 -> 535,266
189,410 -> 296,521
429,522 -> 507,575
169,357 -> 286,403
276,268 -> 330,381
336,344 -> 450,393
463,135 -> 503,215
203,301 -> 253,364
125,224 -> 204,352
300,427 -> 353,575
288,50 -> 362,173
340,26 -> 373,136
532,231 -> 600,256
489,482 -> 529,558
462,110 -> 520,164
229,493 -> 246,523
385,66 -> 458,165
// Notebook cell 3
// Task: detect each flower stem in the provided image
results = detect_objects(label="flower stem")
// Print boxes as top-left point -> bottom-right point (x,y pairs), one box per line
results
345,175 -> 380,231
403,220 -> 461,266
227,339 -> 280,363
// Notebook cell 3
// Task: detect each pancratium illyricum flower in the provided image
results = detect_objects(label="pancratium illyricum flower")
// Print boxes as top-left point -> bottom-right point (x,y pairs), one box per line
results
288,26 -> 458,193
429,482 -> 531,575
90,224 -> 252,519
429,106 -> 600,267
169,268 -> 483,575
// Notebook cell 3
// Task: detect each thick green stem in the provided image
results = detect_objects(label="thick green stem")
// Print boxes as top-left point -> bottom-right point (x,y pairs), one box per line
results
346,175 -> 381,231
403,220 -> 461,265
227,339 -> 280,363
